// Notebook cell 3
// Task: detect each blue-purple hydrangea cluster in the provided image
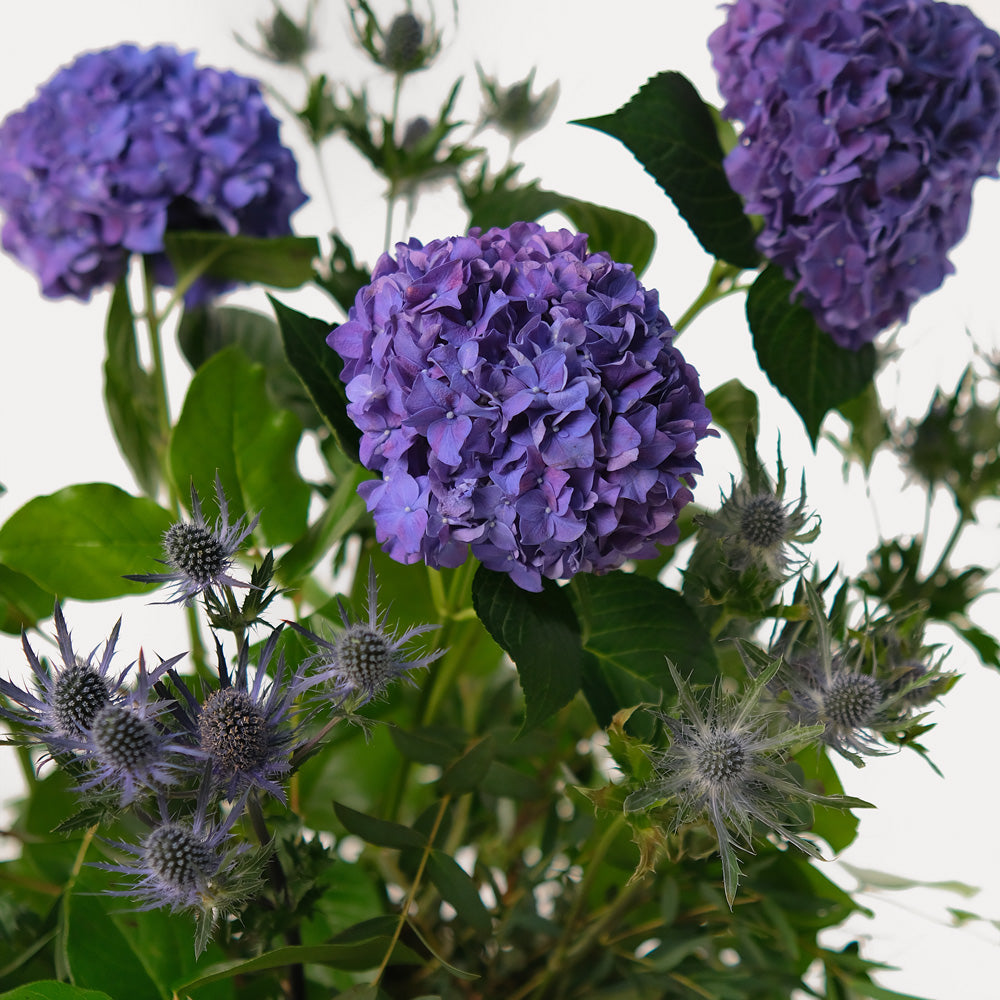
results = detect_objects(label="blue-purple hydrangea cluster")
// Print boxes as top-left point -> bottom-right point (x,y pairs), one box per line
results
710,0 -> 1000,349
330,222 -> 713,591
0,44 -> 307,301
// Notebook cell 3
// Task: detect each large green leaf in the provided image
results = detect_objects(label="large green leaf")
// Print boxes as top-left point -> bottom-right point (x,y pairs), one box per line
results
746,267 -> 876,446
471,567 -> 582,730
464,174 -> 655,275
575,72 -> 760,269
268,295 -> 361,462
102,280 -> 162,497
168,346 -> 310,547
570,572 -> 717,726
177,304 -> 320,429
0,485 -> 172,600
0,564 -> 54,634
0,985 -> 114,1000
163,232 -> 319,289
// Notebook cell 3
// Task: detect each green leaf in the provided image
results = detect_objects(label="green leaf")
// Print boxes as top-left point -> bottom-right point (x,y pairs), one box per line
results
425,851 -> 492,935
436,735 -> 495,796
63,893 -> 162,999
269,295 -> 361,462
0,484 -> 173,600
796,748 -> 859,853
102,280 -> 162,496
0,564 -> 54,634
570,573 -> 717,726
471,567 -> 583,730
163,232 -> 319,289
0,985 -> 114,1000
574,72 -> 759,269
168,346 -> 310,547
333,801 -> 428,850
389,725 -> 467,767
746,267 -> 876,446
828,381 -> 889,473
178,304 -> 320,429
704,379 -> 759,467
840,863 -> 979,898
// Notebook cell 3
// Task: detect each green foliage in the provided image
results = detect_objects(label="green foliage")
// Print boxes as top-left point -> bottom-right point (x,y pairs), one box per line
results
747,267 -> 877,445
575,71 -> 760,269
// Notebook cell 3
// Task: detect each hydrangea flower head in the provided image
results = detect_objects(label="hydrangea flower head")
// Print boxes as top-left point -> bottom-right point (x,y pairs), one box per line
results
330,222 -> 713,591
0,43 -> 307,302
293,562 -> 444,709
709,0 -> 1000,348
0,603 -> 130,757
126,475 -> 259,605
625,659 -> 855,906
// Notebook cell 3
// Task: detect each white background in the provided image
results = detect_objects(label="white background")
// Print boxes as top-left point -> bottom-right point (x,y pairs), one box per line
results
1,2 -> 999,997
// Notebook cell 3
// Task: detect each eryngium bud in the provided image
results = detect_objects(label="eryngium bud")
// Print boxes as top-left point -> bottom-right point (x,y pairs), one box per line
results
824,671 -> 881,730
335,626 -> 395,696
145,823 -> 219,892
92,704 -> 157,770
164,523 -> 228,588
383,13 -> 424,73
52,663 -> 110,735
739,495 -> 788,549
199,688 -> 268,774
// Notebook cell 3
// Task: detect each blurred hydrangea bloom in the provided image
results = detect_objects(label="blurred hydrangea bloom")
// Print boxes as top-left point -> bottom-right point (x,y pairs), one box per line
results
710,0 -> 1000,348
0,43 -> 307,302
125,475 -> 259,605
330,222 -> 713,591
0,603 -> 129,758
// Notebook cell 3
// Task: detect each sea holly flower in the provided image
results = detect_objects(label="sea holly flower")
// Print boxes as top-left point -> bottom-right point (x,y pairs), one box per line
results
0,603 -> 129,757
94,778 -> 262,955
698,443 -> 818,581
291,562 -> 444,710
169,627 -> 311,803
126,475 -> 259,606
330,221 -> 714,591
476,66 -> 560,146
0,43 -> 307,302
625,660 -> 862,905
709,0 -> 1000,348
77,649 -> 192,805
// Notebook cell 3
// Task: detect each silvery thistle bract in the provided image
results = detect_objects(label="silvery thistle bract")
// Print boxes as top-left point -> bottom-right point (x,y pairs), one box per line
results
330,221 -> 714,591
710,0 -> 1000,348
0,43 -> 307,303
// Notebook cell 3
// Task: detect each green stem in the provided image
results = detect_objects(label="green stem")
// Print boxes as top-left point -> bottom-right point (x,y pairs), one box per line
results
671,260 -> 749,337
383,75 -> 404,252
373,794 -> 450,987
925,507 -> 968,585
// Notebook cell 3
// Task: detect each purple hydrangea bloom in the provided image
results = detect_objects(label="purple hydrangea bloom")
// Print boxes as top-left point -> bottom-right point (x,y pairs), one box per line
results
330,222 -> 713,591
710,0 -> 1000,348
0,44 -> 307,302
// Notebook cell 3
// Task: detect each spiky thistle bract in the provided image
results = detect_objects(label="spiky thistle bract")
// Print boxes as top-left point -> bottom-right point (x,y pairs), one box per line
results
626,659 -> 867,905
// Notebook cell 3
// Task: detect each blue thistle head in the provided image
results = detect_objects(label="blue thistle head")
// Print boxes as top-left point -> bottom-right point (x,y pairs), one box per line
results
293,562 -> 445,710
0,603 -> 129,757
125,474 -> 259,605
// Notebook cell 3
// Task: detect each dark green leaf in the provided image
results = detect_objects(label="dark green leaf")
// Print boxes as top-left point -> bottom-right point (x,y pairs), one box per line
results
269,295 -> 361,462
471,567 -> 582,730
747,267 -> 876,446
178,305 -> 320,429
63,893 -> 162,999
102,280 -> 162,496
168,346 -> 310,546
795,747 -> 859,853
0,985 -> 114,1000
0,564 -> 54,634
389,725 -> 466,767
437,735 -> 494,796
333,801 -> 427,850
425,851 -> 492,935
574,72 -> 759,268
464,174 -> 655,275
163,232 -> 319,289
704,379 -> 759,467
570,572 -> 717,726
0,485 -> 173,600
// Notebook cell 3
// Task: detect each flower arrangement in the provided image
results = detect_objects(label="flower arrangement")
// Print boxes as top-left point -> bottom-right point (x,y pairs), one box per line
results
0,3 -> 995,999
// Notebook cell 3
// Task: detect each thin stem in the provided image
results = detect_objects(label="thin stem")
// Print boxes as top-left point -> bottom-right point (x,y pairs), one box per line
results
671,260 -> 749,338
141,256 -> 172,446
373,794 -> 450,986
383,75 -> 404,252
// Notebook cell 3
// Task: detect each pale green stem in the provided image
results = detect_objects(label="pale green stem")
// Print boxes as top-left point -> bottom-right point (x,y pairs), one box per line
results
672,260 -> 750,337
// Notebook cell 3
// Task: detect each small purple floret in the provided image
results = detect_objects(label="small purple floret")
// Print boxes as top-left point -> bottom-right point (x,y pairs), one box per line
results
710,0 -> 1000,348
0,44 -> 307,302
330,222 -> 713,591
